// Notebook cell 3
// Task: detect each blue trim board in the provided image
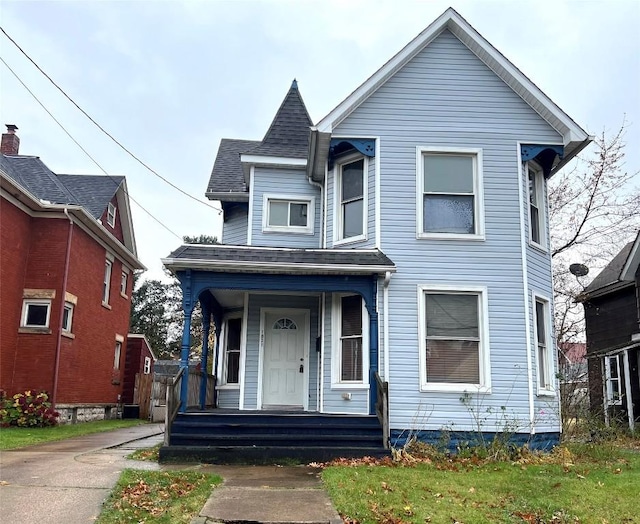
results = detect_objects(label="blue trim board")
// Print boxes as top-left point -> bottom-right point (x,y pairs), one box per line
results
389,429 -> 560,452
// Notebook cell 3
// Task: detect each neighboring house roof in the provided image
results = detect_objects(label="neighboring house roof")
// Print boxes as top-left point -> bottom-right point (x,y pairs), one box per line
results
128,334 -> 158,361
314,8 -> 591,175
0,153 -> 143,269
581,235 -> 638,298
558,342 -> 586,364
0,155 -> 123,214
206,80 -> 312,200
163,245 -> 395,275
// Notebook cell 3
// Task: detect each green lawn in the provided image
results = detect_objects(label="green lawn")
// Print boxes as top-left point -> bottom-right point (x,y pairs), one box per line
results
96,469 -> 221,524
323,443 -> 639,523
0,419 -> 145,450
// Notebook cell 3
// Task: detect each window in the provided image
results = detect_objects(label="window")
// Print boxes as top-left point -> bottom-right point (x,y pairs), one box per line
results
113,341 -> 122,370
534,296 -> 554,394
263,194 -> 314,234
223,317 -> 242,385
107,202 -> 117,228
334,295 -> 366,384
62,302 -> 74,332
418,286 -> 489,390
120,271 -> 128,296
103,259 -> 112,305
21,300 -> 51,328
143,357 -> 152,375
528,165 -> 545,247
605,355 -> 622,406
337,157 -> 366,242
417,148 -> 483,239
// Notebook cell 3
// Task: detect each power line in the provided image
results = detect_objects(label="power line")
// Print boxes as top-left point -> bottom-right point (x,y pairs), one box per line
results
0,55 -> 182,241
0,25 -> 222,215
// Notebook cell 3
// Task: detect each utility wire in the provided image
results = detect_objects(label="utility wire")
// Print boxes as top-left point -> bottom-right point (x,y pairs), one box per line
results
0,26 -> 222,215
0,55 -> 182,241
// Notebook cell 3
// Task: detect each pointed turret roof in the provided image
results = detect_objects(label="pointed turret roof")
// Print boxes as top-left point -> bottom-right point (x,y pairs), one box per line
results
248,79 -> 312,159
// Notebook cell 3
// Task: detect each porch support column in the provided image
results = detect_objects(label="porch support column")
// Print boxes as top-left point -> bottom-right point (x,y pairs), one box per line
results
366,276 -> 379,416
199,300 -> 212,409
179,270 -> 194,413
213,312 -> 223,392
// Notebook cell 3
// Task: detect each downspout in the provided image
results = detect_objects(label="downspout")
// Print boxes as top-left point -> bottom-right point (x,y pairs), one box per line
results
52,207 -> 74,406
383,271 -> 392,381
307,174 -> 324,248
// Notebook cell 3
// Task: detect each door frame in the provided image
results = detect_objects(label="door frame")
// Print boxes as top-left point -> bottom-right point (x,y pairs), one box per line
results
257,307 -> 311,411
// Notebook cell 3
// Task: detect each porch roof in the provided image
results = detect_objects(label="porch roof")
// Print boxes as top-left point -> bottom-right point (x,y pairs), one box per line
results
162,245 -> 395,275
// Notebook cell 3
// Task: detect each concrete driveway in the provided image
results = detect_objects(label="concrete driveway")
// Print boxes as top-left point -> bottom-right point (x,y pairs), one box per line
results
0,423 -> 164,524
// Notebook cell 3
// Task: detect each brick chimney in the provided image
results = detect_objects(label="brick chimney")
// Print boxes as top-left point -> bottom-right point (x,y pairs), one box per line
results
1,125 -> 20,155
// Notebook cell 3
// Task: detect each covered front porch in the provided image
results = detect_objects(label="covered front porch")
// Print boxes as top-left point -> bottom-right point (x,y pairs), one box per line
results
162,245 -> 395,416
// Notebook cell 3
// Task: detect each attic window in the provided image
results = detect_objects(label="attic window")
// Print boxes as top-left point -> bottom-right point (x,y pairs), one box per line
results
107,202 -> 117,227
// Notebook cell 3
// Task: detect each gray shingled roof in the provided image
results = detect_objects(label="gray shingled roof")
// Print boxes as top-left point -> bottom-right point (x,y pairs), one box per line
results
205,139 -> 258,195
165,245 -> 395,273
206,81 -> 312,197
1,154 -> 122,219
584,241 -> 634,294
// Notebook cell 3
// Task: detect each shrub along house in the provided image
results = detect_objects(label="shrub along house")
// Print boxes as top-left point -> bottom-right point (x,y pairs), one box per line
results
0,126 -> 144,423
161,8 -> 591,461
578,231 -> 640,431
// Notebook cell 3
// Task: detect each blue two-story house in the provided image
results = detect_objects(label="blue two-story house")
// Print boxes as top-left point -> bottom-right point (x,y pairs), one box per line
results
161,8 -> 591,461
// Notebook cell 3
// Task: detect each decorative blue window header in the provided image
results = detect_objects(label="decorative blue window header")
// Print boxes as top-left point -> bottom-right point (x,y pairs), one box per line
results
521,144 -> 564,177
329,138 -> 375,170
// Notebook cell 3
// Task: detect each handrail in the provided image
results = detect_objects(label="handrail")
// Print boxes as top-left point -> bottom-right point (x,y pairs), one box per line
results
164,367 -> 185,446
374,371 -> 389,449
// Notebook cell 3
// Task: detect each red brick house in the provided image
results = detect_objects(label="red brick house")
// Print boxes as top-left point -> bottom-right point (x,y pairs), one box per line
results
122,334 -> 157,405
0,125 -> 144,423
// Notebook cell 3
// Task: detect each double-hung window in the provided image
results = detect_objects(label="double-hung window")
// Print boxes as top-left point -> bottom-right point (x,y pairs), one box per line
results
337,157 -> 366,242
263,194 -> 314,234
62,302 -> 74,333
103,259 -> 112,305
333,295 -> 368,385
417,148 -> 483,239
143,357 -> 152,375
528,164 -> 545,247
418,286 -> 489,391
107,202 -> 117,228
534,295 -> 554,394
113,341 -> 122,370
223,317 -> 242,385
605,355 -> 622,406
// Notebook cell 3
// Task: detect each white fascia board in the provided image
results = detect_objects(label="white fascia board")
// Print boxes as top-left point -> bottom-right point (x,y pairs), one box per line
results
240,155 -> 307,167
205,192 -> 249,203
161,257 -> 395,275
316,7 -> 589,147
115,179 -> 138,257
621,231 -> 640,281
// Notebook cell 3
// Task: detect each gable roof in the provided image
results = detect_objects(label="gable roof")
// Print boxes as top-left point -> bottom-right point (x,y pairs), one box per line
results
206,81 -> 312,200
581,234 -> 639,298
315,7 -> 590,172
1,153 -> 142,268
0,154 -> 123,216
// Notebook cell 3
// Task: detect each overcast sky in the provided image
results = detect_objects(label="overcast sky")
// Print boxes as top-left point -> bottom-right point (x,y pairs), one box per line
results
1,0 -> 638,280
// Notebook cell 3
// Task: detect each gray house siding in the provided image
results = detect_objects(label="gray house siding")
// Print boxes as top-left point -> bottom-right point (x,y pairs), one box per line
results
243,293 -> 320,410
250,167 -> 321,248
333,29 -> 562,433
222,208 -> 248,245
217,388 -> 240,409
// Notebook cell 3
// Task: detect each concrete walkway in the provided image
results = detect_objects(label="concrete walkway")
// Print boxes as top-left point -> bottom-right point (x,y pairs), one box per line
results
192,465 -> 342,524
0,423 -> 164,524
0,424 -> 343,524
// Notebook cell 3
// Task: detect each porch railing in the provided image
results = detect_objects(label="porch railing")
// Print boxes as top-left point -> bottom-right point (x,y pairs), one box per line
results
164,367 -> 184,446
374,371 -> 389,449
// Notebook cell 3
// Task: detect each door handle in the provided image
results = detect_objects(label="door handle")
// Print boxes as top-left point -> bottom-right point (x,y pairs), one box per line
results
299,364 -> 304,373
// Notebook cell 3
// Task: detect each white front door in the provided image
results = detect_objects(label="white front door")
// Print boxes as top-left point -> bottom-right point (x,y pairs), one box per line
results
262,310 -> 307,409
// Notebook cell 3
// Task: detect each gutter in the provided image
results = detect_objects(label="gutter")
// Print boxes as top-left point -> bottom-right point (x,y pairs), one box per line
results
52,207 -> 73,406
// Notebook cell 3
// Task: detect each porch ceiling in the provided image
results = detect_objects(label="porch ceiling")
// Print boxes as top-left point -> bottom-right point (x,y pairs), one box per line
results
162,245 -> 396,276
